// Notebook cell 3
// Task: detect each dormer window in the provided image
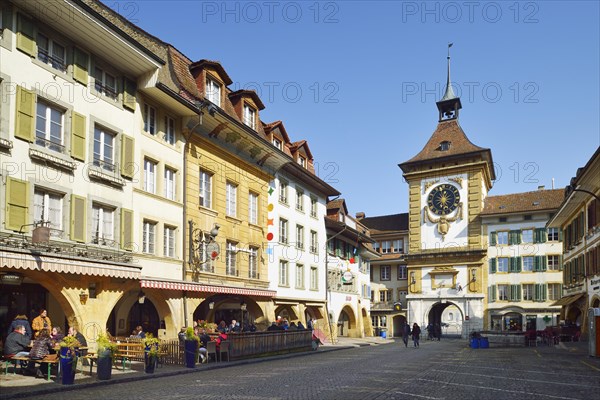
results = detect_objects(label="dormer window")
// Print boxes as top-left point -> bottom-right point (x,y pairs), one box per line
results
243,104 -> 256,129
206,77 -> 221,106
440,141 -> 451,151
298,156 -> 306,168
338,213 -> 345,223
273,138 -> 282,150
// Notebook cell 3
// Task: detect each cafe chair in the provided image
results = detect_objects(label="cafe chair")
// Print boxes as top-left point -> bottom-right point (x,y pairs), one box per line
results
206,341 -> 217,364
219,341 -> 230,362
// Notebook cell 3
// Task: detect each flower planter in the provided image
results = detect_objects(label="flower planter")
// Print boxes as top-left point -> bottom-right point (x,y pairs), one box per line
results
59,347 -> 77,385
96,349 -> 112,380
184,340 -> 198,368
144,346 -> 157,374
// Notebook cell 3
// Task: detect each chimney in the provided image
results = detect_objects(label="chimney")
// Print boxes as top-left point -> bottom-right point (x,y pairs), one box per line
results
552,178 -> 555,189
355,212 -> 365,220
537,185 -> 545,190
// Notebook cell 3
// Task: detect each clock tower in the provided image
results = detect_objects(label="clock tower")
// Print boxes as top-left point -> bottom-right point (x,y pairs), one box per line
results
398,46 -> 495,336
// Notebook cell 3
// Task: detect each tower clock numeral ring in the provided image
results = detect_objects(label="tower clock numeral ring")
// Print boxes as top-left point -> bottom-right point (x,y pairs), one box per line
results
427,183 -> 460,215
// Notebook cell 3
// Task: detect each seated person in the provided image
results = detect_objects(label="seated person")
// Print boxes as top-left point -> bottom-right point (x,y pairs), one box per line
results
68,326 -> 87,356
50,326 -> 64,345
215,329 -> 228,360
198,328 -> 211,363
28,329 -> 54,378
4,325 -> 30,370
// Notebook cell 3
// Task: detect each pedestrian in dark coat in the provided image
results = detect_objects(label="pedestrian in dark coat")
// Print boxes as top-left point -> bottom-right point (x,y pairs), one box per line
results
434,323 -> 442,341
412,323 -> 421,348
402,323 -> 411,348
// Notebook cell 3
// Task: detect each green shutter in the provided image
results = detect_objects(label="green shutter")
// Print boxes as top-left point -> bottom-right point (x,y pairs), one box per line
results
16,13 -> 35,57
2,5 -> 13,31
15,85 -> 35,142
489,258 -> 497,274
70,195 -> 86,242
6,177 -> 29,232
120,134 -> 135,178
540,255 -> 547,272
123,78 -> 137,111
70,112 -> 86,161
516,257 -> 522,272
489,286 -> 496,303
558,255 -> 563,271
73,47 -> 89,85
534,284 -> 540,301
490,232 -> 497,246
534,256 -> 545,272
542,284 -> 547,301
120,208 -> 133,251
558,229 -> 563,242
509,257 -> 516,273
535,228 -> 547,243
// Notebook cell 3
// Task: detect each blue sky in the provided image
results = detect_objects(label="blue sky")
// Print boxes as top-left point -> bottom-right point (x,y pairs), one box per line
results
117,1 -> 599,217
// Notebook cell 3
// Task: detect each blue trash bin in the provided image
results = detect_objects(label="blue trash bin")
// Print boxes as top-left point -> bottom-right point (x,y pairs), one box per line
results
470,338 -> 480,349
480,337 -> 489,348
380,330 -> 387,339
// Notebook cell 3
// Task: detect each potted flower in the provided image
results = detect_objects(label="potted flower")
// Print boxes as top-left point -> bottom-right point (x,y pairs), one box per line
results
59,335 -> 81,385
96,333 -> 117,380
142,334 -> 159,374
198,320 -> 217,333
184,327 -> 199,368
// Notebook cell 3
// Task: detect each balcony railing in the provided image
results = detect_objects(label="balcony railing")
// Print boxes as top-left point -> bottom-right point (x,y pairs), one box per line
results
35,136 -> 65,154
93,158 -> 116,172
38,50 -> 67,72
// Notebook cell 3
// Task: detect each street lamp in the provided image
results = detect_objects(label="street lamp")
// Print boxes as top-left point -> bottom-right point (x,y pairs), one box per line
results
188,221 -> 220,271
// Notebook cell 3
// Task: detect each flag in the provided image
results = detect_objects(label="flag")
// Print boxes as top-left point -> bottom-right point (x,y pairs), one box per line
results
448,42 -> 453,48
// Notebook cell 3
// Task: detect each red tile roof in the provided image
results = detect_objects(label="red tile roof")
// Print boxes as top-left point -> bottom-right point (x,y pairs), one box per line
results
228,90 -> 265,110
481,189 -> 564,215
189,59 -> 233,86
361,213 -> 409,232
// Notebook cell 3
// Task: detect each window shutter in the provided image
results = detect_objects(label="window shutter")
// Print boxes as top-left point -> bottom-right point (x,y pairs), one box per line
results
558,228 -> 563,242
120,208 -> 133,251
6,177 -> 29,231
15,85 -> 35,142
542,284 -> 547,301
70,111 -> 86,161
490,232 -> 497,246
16,13 -> 35,57
73,47 -> 89,85
558,255 -> 563,271
489,258 -> 497,274
123,78 -> 137,111
516,257 -> 522,273
120,134 -> 135,178
70,195 -> 86,242
516,284 -> 521,301
489,286 -> 496,303
536,228 -> 547,243
509,257 -> 516,273
2,5 -> 13,32
534,284 -> 540,301
541,255 -> 547,272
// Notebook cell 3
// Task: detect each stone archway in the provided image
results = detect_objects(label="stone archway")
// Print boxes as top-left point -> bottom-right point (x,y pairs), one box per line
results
566,304 -> 583,326
427,302 -> 464,337
337,305 -> 357,337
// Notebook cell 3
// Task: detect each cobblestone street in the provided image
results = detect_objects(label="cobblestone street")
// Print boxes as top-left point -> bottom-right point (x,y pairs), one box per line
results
8,339 -> 598,400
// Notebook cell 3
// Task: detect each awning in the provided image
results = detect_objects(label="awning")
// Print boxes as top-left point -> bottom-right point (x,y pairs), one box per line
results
1,250 -> 141,279
550,293 -> 584,307
140,279 -> 276,298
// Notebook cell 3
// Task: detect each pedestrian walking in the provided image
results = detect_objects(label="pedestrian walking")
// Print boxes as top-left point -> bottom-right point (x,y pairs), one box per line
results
402,323 -> 411,348
434,323 -> 442,341
412,323 -> 421,348
426,323 -> 434,340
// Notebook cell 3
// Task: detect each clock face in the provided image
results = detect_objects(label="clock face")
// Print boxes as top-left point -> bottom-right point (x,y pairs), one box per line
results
427,184 -> 460,215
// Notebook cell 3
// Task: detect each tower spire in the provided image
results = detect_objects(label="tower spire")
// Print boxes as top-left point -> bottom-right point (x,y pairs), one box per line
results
441,43 -> 456,101
436,42 -> 462,121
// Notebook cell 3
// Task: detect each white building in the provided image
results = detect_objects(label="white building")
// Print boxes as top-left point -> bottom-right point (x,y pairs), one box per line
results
482,189 -> 564,331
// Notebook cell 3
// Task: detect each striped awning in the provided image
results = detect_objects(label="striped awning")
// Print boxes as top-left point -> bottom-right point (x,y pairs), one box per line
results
140,279 -> 276,298
1,250 -> 141,279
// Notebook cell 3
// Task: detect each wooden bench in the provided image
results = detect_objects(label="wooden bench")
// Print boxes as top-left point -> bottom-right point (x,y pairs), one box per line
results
115,342 -> 144,370
2,354 -> 59,381
2,355 -> 29,375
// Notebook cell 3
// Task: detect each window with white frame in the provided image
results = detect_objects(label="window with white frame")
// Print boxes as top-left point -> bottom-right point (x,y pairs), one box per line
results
199,169 -> 212,208
94,66 -> 117,100
36,33 -> 66,72
144,104 -> 156,135
381,241 -> 391,254
273,138 -> 282,150
397,265 -> 407,280
279,219 -> 288,244
164,167 -> 176,200
226,241 -> 237,276
279,260 -> 288,286
379,290 -> 390,302
36,101 -> 64,153
310,230 -> 318,254
34,189 -> 62,236
497,258 -> 509,272
310,197 -> 317,218
248,246 -> 258,279
92,204 -> 114,242
296,264 -> 304,288
547,255 -> 561,271
142,220 -> 156,254
547,283 -> 561,300
144,159 -> 157,194
164,115 -> 175,145
243,103 -> 256,129
380,265 -> 391,281
205,78 -> 221,106
226,182 -> 237,217
279,181 -> 288,204
248,192 -> 258,225
373,242 -> 380,252
547,227 -> 559,241
296,189 -> 304,211
522,284 -> 534,301
93,126 -> 115,171
298,156 -> 306,168
522,229 -> 534,243
497,284 -> 509,300
310,266 -> 318,290
522,256 -> 534,272
296,225 -> 304,250
392,239 -> 404,253
163,226 -> 176,258
497,231 -> 508,245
